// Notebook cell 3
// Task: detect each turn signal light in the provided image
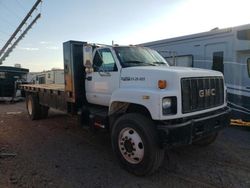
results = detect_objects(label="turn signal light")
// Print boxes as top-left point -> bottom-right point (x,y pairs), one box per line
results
158,80 -> 167,89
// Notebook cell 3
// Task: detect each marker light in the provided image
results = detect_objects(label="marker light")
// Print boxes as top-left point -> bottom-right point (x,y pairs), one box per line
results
158,80 -> 167,89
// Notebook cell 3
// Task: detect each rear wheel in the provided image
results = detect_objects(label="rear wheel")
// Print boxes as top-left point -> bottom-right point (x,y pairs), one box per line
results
111,113 -> 165,176
193,132 -> 218,146
26,94 -> 41,120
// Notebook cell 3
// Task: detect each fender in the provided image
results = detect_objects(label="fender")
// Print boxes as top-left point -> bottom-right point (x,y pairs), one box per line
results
109,88 -> 161,120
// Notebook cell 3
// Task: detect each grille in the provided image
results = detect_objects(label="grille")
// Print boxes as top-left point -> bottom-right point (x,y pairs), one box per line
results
181,77 -> 224,113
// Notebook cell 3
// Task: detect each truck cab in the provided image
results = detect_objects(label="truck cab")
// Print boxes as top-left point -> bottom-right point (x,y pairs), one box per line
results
84,44 -> 228,120
85,45 -> 169,106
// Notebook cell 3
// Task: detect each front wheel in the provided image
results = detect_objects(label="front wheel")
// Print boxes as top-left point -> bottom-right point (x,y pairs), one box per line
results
111,113 -> 165,176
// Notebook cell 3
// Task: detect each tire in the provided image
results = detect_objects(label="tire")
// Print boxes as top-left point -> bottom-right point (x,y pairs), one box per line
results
193,132 -> 218,146
26,94 -> 41,120
111,113 -> 165,176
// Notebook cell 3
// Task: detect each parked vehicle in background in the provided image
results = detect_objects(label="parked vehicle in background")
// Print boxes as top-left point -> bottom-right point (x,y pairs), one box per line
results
142,24 -> 250,121
21,40 -> 230,175
0,65 -> 29,101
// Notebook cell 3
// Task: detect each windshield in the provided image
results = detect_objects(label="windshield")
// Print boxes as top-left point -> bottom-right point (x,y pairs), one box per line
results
114,46 -> 169,67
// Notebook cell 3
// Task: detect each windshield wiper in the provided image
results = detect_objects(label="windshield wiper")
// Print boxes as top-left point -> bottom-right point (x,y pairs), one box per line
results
123,60 -> 144,64
152,61 -> 166,65
123,61 -> 156,66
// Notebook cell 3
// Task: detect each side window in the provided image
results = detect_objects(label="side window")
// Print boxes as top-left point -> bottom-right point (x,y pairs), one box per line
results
247,58 -> 250,78
93,48 -> 117,72
212,51 -> 224,73
237,29 -> 250,40
165,57 -> 175,66
165,55 -> 193,67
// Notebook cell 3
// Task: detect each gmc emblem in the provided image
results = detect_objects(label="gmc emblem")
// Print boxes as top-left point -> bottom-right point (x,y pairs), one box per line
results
199,89 -> 216,97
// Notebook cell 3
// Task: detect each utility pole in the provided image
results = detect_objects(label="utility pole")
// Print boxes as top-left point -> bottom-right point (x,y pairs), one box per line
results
0,14 -> 41,63
0,0 -> 42,64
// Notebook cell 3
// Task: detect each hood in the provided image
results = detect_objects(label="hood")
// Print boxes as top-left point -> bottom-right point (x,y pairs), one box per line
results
120,66 -> 223,90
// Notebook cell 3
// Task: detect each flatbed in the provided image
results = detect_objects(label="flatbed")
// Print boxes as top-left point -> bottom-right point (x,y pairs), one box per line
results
20,84 -> 67,112
21,84 -> 64,92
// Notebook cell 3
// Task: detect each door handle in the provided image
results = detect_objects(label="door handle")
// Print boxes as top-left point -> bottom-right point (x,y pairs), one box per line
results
99,71 -> 111,77
86,76 -> 92,81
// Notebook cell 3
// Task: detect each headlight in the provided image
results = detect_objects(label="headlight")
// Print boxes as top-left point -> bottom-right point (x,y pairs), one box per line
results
163,98 -> 172,109
162,97 -> 177,115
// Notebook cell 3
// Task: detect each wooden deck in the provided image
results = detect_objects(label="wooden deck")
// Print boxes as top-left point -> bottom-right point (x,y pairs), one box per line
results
20,84 -> 65,92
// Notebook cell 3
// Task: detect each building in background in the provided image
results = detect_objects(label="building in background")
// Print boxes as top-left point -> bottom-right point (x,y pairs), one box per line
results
27,68 -> 64,84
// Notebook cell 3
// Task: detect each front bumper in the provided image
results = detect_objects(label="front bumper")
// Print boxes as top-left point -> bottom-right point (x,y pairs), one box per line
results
157,107 -> 231,148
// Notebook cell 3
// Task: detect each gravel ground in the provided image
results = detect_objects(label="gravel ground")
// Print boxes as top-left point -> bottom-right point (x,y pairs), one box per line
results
0,101 -> 250,188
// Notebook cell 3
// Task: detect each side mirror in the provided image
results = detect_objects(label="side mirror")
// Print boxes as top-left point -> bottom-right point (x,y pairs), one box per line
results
83,45 -> 93,74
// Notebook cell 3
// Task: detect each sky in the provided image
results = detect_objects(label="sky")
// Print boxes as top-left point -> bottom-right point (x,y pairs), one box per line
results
0,0 -> 250,72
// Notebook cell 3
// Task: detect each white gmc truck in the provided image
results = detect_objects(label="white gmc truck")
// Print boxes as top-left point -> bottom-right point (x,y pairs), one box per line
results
21,40 -> 230,175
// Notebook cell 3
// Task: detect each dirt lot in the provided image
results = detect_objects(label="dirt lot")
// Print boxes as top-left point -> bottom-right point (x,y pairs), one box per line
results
0,101 -> 250,188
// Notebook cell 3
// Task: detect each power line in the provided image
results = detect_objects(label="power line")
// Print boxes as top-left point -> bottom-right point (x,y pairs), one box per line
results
0,1 -> 23,20
0,30 -> 10,36
0,17 -> 16,28
15,0 -> 26,12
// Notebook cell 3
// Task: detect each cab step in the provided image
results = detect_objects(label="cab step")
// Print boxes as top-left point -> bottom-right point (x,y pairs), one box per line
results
79,105 -> 109,130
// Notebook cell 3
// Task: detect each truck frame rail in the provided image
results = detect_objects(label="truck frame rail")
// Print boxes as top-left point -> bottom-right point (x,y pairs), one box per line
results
20,84 -> 67,112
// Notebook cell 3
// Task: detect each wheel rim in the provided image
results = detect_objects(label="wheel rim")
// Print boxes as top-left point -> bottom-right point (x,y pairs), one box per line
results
27,98 -> 32,115
118,127 -> 144,164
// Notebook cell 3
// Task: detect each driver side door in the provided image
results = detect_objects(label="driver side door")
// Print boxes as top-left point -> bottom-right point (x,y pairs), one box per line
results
85,48 -> 120,106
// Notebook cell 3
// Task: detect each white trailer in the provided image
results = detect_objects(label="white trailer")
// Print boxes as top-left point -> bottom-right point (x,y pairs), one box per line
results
142,24 -> 250,120
28,69 -> 64,84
